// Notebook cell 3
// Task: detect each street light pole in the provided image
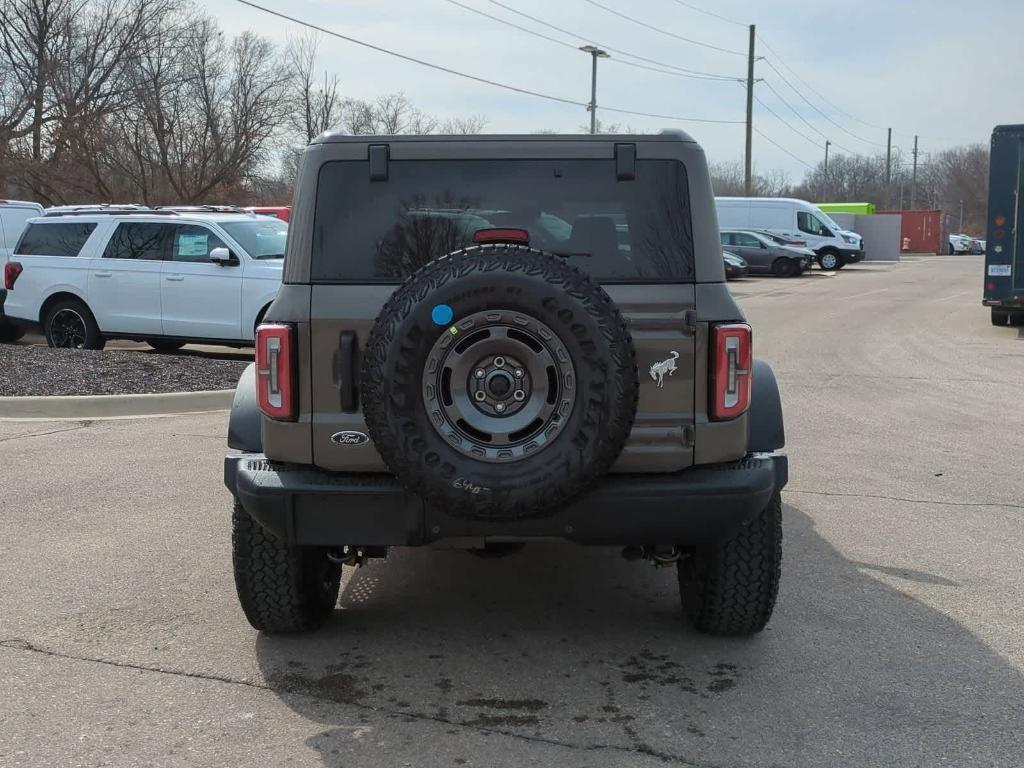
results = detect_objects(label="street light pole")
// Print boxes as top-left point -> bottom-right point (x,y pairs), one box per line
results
579,45 -> 609,134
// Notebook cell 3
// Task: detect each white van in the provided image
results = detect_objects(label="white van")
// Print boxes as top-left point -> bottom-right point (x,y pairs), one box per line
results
0,199 -> 44,341
715,197 -> 865,270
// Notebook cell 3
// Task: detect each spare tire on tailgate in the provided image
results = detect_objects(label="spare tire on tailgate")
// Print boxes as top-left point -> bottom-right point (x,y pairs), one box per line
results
361,244 -> 638,520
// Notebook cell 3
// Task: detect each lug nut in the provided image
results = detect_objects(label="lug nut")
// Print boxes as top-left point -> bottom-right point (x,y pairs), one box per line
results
475,368 -> 485,379
514,368 -> 524,378
474,391 -> 486,402
513,390 -> 525,401
493,356 -> 505,368
495,402 -> 506,412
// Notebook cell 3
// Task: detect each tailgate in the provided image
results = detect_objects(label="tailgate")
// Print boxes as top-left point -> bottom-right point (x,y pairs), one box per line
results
308,284 -> 695,474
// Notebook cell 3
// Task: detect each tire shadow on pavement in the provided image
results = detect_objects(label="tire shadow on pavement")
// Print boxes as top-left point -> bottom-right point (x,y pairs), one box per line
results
254,503 -> 1024,768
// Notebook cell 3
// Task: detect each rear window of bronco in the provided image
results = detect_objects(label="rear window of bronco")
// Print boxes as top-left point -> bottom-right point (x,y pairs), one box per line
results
312,158 -> 694,283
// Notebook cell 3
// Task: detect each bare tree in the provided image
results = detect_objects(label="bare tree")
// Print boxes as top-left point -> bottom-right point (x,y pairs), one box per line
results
285,31 -> 341,142
439,115 -> 487,134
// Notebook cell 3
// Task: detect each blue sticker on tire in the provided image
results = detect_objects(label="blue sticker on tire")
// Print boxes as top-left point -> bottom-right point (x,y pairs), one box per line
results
431,304 -> 454,326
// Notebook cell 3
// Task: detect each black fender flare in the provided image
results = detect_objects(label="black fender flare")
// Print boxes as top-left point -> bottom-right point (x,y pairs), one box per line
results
227,363 -> 262,453
748,359 -> 785,452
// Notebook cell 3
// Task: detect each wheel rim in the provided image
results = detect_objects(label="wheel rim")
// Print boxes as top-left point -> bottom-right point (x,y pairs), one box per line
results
820,253 -> 838,269
423,310 -> 575,463
50,308 -> 87,348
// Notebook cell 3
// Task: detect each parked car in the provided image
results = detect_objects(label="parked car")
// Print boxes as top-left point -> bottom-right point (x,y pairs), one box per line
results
722,248 -> 748,279
970,238 -> 985,255
0,199 -> 44,341
716,196 -> 864,269
949,233 -> 974,254
224,131 -> 788,637
2,207 -> 286,350
246,206 -> 291,222
719,229 -> 809,277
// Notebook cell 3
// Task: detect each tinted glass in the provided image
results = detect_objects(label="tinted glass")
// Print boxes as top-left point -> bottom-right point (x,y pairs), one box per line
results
312,159 -> 693,282
103,223 -> 171,260
733,233 -> 761,247
221,218 -> 288,259
170,224 -> 227,263
16,222 -> 96,257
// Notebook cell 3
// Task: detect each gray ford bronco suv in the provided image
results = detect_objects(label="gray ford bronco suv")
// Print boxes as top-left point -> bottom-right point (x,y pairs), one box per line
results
224,131 -> 788,637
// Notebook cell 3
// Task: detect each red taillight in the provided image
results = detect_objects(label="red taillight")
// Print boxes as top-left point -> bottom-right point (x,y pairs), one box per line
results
255,323 -> 296,421
4,261 -> 23,290
711,323 -> 752,421
986,281 -> 996,291
473,227 -> 530,245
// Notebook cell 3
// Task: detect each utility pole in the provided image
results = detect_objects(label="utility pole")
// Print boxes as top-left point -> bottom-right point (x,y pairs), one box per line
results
824,140 -> 831,172
885,128 -> 892,185
744,24 -> 756,196
910,135 -> 919,209
579,46 -> 609,134
959,200 -> 964,231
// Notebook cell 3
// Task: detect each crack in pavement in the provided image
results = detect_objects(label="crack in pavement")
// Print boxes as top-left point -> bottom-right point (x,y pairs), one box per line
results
0,422 -> 92,443
0,638 -> 712,767
786,488 -> 1024,511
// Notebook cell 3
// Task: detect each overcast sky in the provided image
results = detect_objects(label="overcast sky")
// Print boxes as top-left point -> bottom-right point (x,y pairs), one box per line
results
209,0 -> 1023,181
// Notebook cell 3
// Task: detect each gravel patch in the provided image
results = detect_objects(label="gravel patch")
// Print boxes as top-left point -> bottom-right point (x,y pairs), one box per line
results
0,345 -> 250,396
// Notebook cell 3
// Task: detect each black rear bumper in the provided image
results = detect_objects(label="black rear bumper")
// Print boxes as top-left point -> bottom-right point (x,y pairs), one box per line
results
224,453 -> 788,547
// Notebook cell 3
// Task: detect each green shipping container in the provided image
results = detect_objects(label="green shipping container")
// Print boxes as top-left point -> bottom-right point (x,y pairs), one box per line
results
817,202 -> 876,215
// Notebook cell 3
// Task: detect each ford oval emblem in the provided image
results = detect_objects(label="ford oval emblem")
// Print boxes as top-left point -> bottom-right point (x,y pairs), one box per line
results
331,431 -> 369,446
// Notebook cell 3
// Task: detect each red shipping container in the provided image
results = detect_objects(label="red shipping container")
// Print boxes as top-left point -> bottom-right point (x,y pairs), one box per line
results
878,209 -> 943,254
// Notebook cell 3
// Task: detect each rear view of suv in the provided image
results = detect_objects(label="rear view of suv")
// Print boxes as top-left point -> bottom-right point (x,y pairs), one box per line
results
0,199 -> 44,341
224,132 -> 789,637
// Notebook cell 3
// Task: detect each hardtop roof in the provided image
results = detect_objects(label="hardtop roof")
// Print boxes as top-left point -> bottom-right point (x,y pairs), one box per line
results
310,129 -> 697,145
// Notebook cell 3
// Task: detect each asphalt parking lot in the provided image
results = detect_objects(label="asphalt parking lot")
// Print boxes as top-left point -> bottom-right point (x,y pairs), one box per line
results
1,255 -> 1021,768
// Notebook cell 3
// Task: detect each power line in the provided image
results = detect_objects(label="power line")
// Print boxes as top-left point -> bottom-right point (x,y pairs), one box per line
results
666,0 -> 747,28
446,0 -> 738,82
759,79 -> 829,142
757,37 -> 978,146
486,0 -> 739,80
601,105 -> 743,125
582,0 -> 747,57
234,0 -> 584,107
235,0 -> 744,126
752,94 -> 823,149
761,58 -> 886,149
753,127 -> 814,170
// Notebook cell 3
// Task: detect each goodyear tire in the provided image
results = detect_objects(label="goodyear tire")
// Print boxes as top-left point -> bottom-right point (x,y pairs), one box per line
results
361,244 -> 639,521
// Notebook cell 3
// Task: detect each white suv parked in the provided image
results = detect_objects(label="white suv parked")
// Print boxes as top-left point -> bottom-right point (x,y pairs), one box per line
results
1,207 -> 285,351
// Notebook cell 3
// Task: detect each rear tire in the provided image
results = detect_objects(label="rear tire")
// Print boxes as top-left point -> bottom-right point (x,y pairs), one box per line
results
772,258 -> 799,278
147,340 -> 185,353
231,500 -> 341,633
678,492 -> 782,636
43,298 -> 105,350
0,319 -> 25,343
991,309 -> 1010,326
1009,312 -> 1024,327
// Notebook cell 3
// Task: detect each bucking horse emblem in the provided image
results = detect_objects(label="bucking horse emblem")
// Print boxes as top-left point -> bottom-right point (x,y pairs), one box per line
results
649,351 -> 680,388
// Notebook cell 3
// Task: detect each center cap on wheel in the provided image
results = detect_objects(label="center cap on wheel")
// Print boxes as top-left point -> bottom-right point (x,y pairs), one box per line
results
487,372 -> 513,398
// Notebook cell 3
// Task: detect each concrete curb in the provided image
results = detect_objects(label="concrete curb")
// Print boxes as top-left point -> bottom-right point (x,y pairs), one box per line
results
0,389 -> 234,419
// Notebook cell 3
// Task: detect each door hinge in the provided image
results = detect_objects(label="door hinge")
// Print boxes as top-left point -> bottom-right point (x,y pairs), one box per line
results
683,309 -> 698,332
682,424 -> 695,447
